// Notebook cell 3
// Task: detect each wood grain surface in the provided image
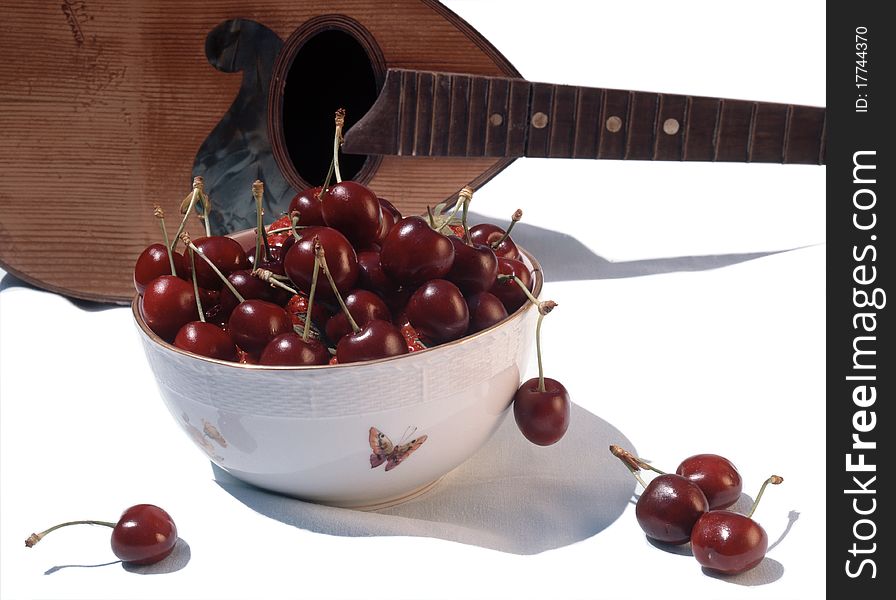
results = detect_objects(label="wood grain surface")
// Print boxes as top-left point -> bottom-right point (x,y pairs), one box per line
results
0,0 -> 518,303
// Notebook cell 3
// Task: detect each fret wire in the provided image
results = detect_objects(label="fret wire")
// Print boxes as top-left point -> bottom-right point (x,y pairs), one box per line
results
746,101 -> 758,163
712,99 -> 724,162
782,104 -> 793,164
682,96 -> 693,161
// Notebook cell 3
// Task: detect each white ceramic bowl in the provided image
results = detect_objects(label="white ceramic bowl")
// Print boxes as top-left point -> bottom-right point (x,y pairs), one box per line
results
133,249 -> 542,509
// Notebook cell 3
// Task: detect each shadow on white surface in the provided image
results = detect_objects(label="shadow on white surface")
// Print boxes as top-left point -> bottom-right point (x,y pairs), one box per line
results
0,272 -> 119,312
43,539 -> 191,575
702,558 -> 785,586
466,211 -> 804,282
213,404 -> 636,555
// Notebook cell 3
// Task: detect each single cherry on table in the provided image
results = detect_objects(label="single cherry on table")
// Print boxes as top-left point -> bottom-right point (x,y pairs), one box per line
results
26,504 -> 178,566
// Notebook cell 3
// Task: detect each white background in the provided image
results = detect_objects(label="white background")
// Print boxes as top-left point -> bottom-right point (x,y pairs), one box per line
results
0,1 -> 825,598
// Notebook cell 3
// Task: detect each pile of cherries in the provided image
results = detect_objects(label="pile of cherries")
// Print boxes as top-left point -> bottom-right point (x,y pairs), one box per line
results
611,445 -> 783,575
134,110 -> 570,446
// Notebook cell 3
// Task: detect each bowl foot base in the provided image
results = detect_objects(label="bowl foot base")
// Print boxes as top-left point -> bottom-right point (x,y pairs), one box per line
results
324,476 -> 445,511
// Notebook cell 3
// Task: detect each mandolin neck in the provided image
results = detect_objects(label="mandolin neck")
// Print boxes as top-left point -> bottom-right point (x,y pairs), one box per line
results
344,68 -> 826,164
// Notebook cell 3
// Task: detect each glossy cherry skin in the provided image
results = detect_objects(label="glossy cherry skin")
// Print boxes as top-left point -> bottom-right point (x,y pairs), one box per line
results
691,511 -> 769,574
635,474 -> 709,544
227,299 -> 293,355
185,236 -> 250,290
283,226 -> 358,301
325,289 -> 391,342
335,319 -> 408,363
676,454 -> 743,510
489,257 -> 532,313
173,321 -> 238,361
406,279 -> 469,343
466,291 -> 508,333
133,244 -> 186,294
288,186 -> 326,226
141,275 -> 197,342
469,223 -> 520,260
446,237 -> 499,294
513,377 -> 570,446
321,181 -> 382,247
380,216 -> 455,287
378,197 -> 402,222
259,332 -> 329,366
110,504 -> 177,565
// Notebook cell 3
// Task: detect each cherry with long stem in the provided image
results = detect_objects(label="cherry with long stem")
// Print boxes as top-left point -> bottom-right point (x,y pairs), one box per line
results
490,209 -> 523,251
747,475 -> 783,518
153,205 -> 177,276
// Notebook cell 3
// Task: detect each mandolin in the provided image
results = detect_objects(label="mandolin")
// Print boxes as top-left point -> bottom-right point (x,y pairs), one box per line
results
0,0 -> 824,303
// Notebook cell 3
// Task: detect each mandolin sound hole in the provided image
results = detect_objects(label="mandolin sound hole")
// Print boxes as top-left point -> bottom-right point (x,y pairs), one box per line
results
283,29 -> 378,187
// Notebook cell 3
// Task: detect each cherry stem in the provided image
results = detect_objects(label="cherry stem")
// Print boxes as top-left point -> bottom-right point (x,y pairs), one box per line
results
288,211 -> 303,242
303,257 -> 320,342
252,180 -> 267,265
460,187 -> 473,244
153,205 -> 177,276
180,233 -> 244,303
499,274 -> 540,307
267,224 -> 309,236
426,205 -> 436,228
188,247 -> 205,322
435,189 -> 468,234
172,188 -> 200,253
315,241 -> 359,333
535,311 -> 547,391
747,475 -> 784,519
609,445 -> 649,489
333,108 -> 345,184
25,520 -> 116,548
491,209 -> 523,250
253,269 -> 298,295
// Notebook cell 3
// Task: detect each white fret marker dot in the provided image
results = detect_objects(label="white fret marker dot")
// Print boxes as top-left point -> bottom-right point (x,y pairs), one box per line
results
490,113 -> 504,126
606,116 -> 622,133
663,118 -> 681,135
531,112 -> 549,129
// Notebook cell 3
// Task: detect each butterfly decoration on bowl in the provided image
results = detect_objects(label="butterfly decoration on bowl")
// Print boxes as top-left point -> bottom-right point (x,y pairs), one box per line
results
369,427 -> 427,471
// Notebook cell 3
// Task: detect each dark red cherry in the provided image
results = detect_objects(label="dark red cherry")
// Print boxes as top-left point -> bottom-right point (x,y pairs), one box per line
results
446,236 -> 499,294
335,319 -> 408,364
283,226 -> 358,301
470,223 -> 520,260
406,279 -> 469,343
185,236 -> 249,290
490,258 -> 532,313
227,299 -> 292,354
676,454 -> 743,510
110,504 -> 178,565
134,244 -> 186,294
25,504 -> 178,566
356,250 -> 398,295
380,216 -> 455,287
513,377 -> 570,446
321,181 -> 382,247
691,511 -> 767,575
288,186 -> 326,226
259,332 -> 329,366
173,321 -> 238,361
325,289 -> 391,342
635,474 -> 709,544
466,291 -> 508,333
141,275 -> 197,342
